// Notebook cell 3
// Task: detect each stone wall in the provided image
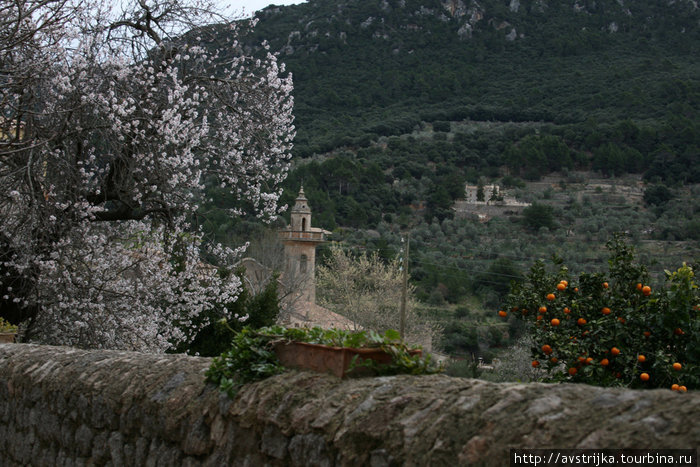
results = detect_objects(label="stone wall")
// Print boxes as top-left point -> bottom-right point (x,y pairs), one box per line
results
454,200 -> 528,221
1,343 -> 698,466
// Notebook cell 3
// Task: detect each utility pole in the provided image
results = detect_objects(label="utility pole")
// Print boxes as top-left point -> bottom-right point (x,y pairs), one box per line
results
399,234 -> 409,339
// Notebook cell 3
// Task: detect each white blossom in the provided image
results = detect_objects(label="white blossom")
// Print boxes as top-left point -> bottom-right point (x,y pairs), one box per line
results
0,0 -> 294,352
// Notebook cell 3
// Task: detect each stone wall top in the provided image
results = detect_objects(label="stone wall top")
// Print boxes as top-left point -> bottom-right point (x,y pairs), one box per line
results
1,343 -> 698,465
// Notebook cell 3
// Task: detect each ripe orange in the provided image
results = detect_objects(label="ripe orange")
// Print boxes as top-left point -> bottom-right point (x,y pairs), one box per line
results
532,360 -> 540,368
673,362 -> 682,371
618,317 -> 626,324
511,306 -> 519,312
536,315 -> 543,321
568,367 -> 577,376
611,347 -> 620,356
577,318 -> 587,326
498,310 -> 507,318
557,283 -> 566,291
601,307 -> 611,315
585,357 -> 593,364
560,280 -> 568,287
551,318 -> 560,326
643,331 -> 651,337
538,305 -> 547,313
642,285 -> 651,296
636,283 -> 643,291
600,358 -> 609,366
542,344 -> 553,355
563,307 -> 571,314
637,355 -> 646,363
679,386 -> 688,392
640,372 -> 650,381
574,287 -> 579,292
546,293 -> 556,301
671,384 -> 679,391
577,356 -> 586,363
602,282 -> 609,289
674,328 -> 685,336
550,357 -> 558,363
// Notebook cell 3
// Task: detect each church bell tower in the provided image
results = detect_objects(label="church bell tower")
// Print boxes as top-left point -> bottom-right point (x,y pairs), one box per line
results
278,187 -> 328,304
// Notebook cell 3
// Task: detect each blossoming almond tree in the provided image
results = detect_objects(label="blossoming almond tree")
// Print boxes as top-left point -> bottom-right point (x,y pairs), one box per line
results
0,0 -> 294,351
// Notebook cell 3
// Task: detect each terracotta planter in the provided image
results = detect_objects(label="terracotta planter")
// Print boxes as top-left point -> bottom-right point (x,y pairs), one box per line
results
273,341 -> 421,378
0,332 -> 16,343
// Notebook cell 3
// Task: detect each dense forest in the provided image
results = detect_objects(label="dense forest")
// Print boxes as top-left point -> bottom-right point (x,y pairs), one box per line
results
200,0 -> 700,358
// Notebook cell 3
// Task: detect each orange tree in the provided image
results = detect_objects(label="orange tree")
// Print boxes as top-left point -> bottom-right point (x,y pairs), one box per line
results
500,235 -> 699,390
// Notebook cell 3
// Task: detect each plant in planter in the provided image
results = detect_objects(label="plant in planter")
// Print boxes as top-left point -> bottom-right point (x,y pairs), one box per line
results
206,326 -> 443,397
0,317 -> 18,343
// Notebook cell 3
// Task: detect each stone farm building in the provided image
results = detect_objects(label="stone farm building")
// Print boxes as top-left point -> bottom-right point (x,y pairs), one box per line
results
455,183 -> 531,222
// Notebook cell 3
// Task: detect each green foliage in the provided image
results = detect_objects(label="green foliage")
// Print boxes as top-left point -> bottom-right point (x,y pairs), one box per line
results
0,317 -> 17,332
592,142 -> 644,177
206,327 -> 284,397
522,203 -> 556,231
643,184 -> 674,206
426,183 -> 454,222
432,121 -> 451,133
500,175 -> 526,189
445,356 -> 482,379
206,326 -> 443,397
505,135 -> 573,181
502,235 -> 699,390
474,257 -> 523,299
441,321 -> 479,356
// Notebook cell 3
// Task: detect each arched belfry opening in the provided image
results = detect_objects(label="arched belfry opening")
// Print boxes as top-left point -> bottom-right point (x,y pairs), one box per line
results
278,186 -> 329,306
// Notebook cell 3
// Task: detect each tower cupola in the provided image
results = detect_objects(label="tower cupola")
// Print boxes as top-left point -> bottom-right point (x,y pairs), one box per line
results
290,186 -> 312,232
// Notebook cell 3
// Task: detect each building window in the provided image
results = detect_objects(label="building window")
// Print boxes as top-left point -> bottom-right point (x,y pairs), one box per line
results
301,217 -> 307,231
300,254 -> 308,273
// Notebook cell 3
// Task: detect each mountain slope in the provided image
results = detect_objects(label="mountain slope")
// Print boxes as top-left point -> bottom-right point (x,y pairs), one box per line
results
200,0 -> 700,330
244,0 -> 699,155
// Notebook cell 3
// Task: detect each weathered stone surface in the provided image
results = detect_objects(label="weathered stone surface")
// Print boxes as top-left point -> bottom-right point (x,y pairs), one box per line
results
1,343 -> 699,465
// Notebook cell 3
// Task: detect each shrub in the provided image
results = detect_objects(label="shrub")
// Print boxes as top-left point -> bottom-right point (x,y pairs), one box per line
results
445,356 -> 482,378
522,203 -> 557,231
499,235 -> 699,390
0,317 -> 17,333
482,335 -> 542,383
432,121 -> 451,133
